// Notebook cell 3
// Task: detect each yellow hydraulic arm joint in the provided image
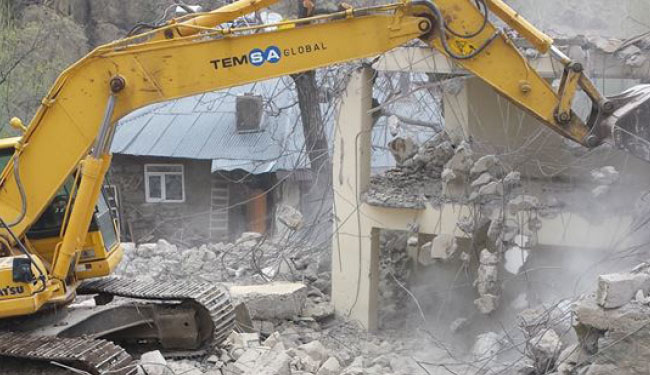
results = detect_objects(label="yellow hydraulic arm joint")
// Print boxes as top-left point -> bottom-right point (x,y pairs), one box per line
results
154,0 -> 281,40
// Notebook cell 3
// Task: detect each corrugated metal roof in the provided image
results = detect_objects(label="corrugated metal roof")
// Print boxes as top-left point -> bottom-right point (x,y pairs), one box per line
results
111,78 -> 311,174
112,73 -> 442,175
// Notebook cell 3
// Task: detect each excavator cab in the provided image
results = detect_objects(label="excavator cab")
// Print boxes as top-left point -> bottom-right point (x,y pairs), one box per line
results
0,139 -> 123,283
27,183 -> 123,281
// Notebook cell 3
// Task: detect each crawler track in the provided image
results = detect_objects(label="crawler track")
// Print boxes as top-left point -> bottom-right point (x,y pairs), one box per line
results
0,332 -> 137,375
79,277 -> 235,352
0,277 -> 234,373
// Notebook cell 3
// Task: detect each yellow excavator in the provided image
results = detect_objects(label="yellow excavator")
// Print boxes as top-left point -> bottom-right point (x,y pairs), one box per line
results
1,0 -> 649,373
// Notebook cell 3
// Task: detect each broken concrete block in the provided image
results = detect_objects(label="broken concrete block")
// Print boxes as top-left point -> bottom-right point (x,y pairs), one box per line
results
478,181 -> 503,197
229,332 -> 261,349
277,205 -> 304,230
303,301 -> 335,321
228,282 -> 307,320
167,361 -> 203,375
317,357 -> 341,375
430,234 -> 458,260
341,356 -> 365,375
245,343 -> 290,375
445,141 -> 473,173
590,166 -> 619,185
231,348 -> 265,374
389,355 -> 428,375
529,329 -> 562,371
596,273 -> 650,308
140,350 -> 166,375
503,171 -> 521,190
296,340 -> 329,364
472,332 -> 501,360
634,289 -> 650,304
508,195 -> 539,213
471,172 -> 494,189
388,136 -> 419,164
470,155 -> 504,178
475,294 -> 499,314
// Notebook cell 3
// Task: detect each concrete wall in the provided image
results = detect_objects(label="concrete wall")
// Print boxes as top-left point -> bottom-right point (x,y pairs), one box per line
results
443,77 -> 650,187
507,0 -> 650,39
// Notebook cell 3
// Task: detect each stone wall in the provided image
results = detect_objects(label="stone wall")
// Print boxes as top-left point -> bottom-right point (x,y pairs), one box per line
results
109,155 -> 215,246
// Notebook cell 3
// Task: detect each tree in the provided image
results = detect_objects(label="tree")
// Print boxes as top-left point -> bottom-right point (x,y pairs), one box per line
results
0,4 -> 87,137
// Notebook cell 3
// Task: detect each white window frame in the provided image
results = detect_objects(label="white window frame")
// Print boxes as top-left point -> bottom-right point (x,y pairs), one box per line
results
144,164 -> 186,203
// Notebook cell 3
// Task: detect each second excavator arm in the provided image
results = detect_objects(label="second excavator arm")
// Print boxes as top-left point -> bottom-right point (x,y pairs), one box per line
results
1,0 -> 646,287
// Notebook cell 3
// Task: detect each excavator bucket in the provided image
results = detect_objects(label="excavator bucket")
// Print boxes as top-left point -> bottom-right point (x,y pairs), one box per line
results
598,84 -> 650,162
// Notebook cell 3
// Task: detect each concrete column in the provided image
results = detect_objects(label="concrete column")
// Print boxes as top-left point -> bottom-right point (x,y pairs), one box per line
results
332,67 -> 380,330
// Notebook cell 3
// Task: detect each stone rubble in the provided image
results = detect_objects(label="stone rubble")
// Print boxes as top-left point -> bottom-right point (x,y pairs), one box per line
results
569,261 -> 650,374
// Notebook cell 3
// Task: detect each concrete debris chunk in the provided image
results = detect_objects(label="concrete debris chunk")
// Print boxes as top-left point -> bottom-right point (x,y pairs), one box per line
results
276,204 -> 304,230
296,340 -> 329,364
140,350 -> 167,375
445,141 -> 474,173
634,289 -> 650,304
303,300 -> 335,321
389,355 -> 428,375
341,356 -> 365,375
596,273 -> 650,308
167,361 -> 203,375
470,155 -> 504,178
472,332 -> 501,360
229,282 -> 307,320
430,234 -> 458,261
230,348 -> 265,374
389,136 -> 419,164
245,343 -> 291,375
471,172 -> 494,189
528,329 -> 562,371
503,171 -> 521,190
475,294 -> 499,314
477,181 -> 503,197
317,356 -> 341,375
508,195 -> 540,213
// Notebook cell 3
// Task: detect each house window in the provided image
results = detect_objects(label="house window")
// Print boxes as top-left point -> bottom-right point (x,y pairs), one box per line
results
144,164 -> 185,203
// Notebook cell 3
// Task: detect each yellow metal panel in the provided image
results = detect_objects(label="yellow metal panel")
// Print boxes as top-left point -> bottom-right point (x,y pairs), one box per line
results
428,0 -> 588,143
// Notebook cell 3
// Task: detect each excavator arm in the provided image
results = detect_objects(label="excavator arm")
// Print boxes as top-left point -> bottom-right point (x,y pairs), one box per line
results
0,0 -> 647,308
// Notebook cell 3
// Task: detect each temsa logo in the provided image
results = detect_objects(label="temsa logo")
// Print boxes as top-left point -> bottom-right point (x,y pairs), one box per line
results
249,46 -> 282,66
0,286 -> 24,296
210,46 -> 281,70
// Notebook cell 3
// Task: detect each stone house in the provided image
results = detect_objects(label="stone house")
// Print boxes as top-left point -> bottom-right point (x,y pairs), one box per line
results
108,79 -> 311,246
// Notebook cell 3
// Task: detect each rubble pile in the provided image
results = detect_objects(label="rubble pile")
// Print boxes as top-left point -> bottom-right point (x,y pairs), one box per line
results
570,263 -> 650,375
367,131 -> 551,315
116,233 -> 328,286
136,315 -> 466,375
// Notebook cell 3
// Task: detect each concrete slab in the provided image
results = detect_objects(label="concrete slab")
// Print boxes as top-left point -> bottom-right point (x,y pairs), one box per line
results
228,282 -> 307,321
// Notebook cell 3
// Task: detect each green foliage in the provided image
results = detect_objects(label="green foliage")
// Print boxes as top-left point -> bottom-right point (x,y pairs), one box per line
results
0,5 -> 87,137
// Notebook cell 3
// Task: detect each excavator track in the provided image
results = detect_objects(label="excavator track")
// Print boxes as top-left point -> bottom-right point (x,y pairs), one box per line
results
0,332 -> 137,375
78,277 -> 235,354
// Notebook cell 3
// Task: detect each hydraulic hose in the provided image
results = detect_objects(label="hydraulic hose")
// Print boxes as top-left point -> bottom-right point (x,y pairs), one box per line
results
412,0 -> 500,61
6,153 -> 27,228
